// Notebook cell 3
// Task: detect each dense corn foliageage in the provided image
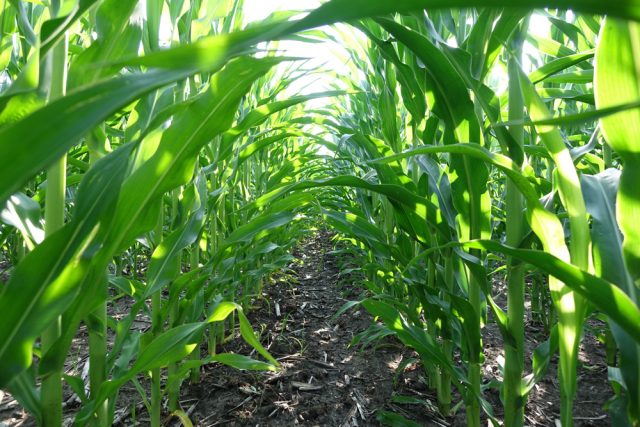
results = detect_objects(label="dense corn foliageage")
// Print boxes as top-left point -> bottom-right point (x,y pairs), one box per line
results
1,1 -> 639,426
297,6 -> 639,427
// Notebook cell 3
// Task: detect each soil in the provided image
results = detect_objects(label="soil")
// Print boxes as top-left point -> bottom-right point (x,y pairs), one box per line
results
168,230 -> 447,427
1,230 -> 613,426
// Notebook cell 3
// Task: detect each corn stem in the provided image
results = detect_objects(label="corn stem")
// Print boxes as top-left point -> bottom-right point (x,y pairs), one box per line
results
41,27 -> 68,427
503,23 -> 527,427
151,206 -> 164,427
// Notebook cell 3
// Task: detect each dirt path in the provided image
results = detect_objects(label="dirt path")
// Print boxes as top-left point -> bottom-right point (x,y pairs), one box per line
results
179,231 -> 612,427
177,230 -> 446,426
1,231 -> 611,426
0,231 -> 445,427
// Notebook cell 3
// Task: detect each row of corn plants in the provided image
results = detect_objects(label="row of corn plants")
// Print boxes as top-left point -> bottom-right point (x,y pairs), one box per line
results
0,0 -> 339,424
1,0 -> 640,426
330,8 -> 638,427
